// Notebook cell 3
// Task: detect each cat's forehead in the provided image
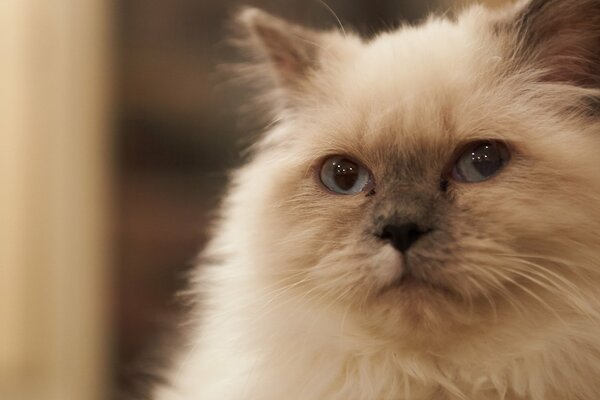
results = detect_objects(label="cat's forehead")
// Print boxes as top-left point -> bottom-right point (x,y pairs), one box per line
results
365,20 -> 479,84
356,19 -> 478,91
303,18 -> 510,158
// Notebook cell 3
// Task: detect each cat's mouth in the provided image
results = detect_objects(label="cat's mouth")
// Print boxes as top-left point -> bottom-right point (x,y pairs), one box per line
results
379,254 -> 453,295
379,268 -> 450,296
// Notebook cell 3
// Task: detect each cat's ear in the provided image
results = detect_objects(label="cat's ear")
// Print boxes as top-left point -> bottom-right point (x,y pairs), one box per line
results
503,0 -> 600,88
236,8 -> 323,88
234,8 -> 355,109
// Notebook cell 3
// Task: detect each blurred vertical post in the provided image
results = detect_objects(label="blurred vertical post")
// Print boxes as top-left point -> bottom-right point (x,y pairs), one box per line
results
0,0 -> 111,400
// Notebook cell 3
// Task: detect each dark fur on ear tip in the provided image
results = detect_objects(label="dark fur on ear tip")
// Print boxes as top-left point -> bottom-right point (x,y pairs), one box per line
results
233,7 -> 321,77
501,0 -> 600,88
226,5 -> 345,117
218,7 -> 326,126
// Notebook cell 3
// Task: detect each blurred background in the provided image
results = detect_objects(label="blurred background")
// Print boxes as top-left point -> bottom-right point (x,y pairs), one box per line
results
0,0 -> 511,399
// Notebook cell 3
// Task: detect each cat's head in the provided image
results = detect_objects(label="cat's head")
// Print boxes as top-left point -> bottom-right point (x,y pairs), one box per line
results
226,0 -> 600,344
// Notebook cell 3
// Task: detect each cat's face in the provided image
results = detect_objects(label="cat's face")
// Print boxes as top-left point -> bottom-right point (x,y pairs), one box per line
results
231,1 -> 600,342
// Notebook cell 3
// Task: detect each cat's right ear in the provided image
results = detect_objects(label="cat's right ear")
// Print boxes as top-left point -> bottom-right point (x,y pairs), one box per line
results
498,0 -> 600,88
233,8 -> 357,111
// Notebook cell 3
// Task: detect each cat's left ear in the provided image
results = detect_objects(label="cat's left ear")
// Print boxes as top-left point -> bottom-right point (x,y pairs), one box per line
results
235,8 -> 357,107
501,0 -> 600,88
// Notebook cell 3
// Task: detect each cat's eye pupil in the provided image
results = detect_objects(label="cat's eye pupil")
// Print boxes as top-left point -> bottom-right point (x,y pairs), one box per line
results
319,156 -> 372,195
470,144 -> 503,176
333,160 -> 359,191
452,141 -> 509,183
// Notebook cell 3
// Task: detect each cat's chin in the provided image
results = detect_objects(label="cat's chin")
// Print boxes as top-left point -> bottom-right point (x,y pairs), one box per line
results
362,255 -> 470,338
379,271 -> 451,297
363,286 -> 462,345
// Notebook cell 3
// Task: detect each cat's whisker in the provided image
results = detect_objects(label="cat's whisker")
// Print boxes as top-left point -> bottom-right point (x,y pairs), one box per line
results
507,257 -> 584,292
496,251 -> 588,280
488,252 -> 600,320
259,276 -> 317,308
503,263 -> 600,321
316,0 -> 346,37
505,276 -> 570,327
479,268 -> 530,319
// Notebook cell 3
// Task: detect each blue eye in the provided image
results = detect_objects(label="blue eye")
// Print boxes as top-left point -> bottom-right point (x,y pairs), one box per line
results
319,156 -> 372,195
452,141 -> 510,183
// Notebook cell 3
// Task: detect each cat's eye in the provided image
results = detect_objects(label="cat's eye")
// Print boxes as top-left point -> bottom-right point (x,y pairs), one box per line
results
452,140 -> 510,183
319,156 -> 372,195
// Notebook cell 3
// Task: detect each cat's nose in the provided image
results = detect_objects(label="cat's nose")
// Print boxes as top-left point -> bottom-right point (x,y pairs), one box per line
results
378,223 -> 430,253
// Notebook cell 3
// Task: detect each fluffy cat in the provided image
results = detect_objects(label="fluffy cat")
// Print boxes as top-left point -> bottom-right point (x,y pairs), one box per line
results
153,0 -> 600,399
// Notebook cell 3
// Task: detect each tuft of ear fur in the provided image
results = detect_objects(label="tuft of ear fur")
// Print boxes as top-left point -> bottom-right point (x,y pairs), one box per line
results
236,8 -> 324,90
232,8 -> 358,114
502,0 -> 600,88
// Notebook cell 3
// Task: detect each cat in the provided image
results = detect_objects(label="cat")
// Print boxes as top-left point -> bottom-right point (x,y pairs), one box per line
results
153,0 -> 600,399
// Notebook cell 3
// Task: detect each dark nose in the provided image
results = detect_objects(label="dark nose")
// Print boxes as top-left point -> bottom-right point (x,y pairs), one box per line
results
378,223 -> 430,253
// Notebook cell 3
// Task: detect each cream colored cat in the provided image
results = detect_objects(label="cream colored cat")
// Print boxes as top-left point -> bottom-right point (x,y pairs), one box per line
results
153,0 -> 600,399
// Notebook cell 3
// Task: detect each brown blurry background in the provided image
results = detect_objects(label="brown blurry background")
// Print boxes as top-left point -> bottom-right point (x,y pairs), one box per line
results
0,1 -> 511,399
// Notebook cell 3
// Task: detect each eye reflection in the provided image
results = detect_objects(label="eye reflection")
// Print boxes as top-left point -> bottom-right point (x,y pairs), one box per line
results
319,156 -> 372,195
452,141 -> 510,183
